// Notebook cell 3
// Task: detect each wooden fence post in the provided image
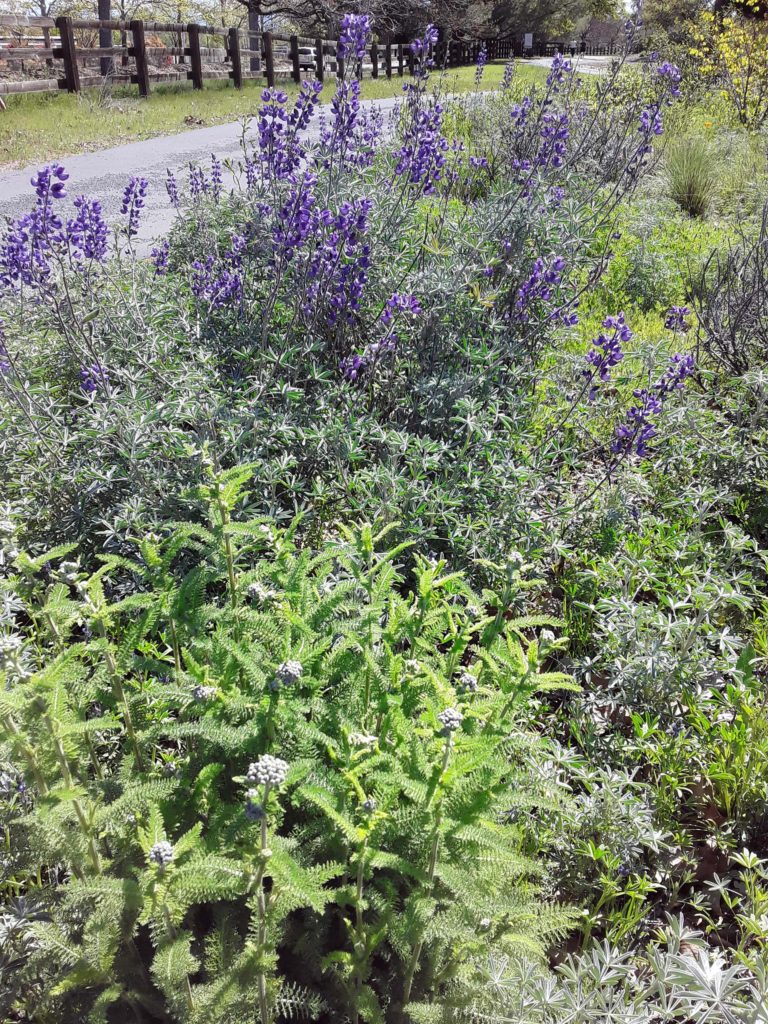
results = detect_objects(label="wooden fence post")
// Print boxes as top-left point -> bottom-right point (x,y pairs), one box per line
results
55,15 -> 80,93
397,42 -> 404,76
130,19 -> 150,96
228,26 -> 243,88
315,36 -> 324,81
263,30 -> 275,87
385,42 -> 392,78
98,0 -> 112,75
407,44 -> 414,76
336,46 -> 345,80
289,33 -> 300,83
187,23 -> 203,89
370,40 -> 378,78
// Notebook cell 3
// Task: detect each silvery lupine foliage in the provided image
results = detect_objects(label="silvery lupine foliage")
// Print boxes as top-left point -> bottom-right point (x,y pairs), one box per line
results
0,12 -> 686,558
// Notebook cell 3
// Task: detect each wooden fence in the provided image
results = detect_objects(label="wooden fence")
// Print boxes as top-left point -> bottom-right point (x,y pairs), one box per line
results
0,19 -> 618,100
0,18 -> 527,99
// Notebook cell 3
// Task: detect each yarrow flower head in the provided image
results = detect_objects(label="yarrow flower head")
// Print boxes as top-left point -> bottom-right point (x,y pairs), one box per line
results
247,581 -> 278,604
438,707 -> 463,734
247,755 -> 289,787
192,684 -> 217,701
457,672 -> 478,694
120,176 -> 148,237
271,659 -> 303,689
149,840 -> 174,868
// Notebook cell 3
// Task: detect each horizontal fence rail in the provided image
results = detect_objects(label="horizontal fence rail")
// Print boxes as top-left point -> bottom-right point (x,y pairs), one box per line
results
0,16 -> 615,99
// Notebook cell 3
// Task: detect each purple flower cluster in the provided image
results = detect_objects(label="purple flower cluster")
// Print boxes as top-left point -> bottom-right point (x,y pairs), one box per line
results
584,312 -> 631,399
306,198 -> 373,325
657,61 -> 682,98
273,171 -> 317,262
395,102 -> 449,194
189,163 -> 210,200
151,239 -> 170,276
211,154 -> 223,200
319,78 -> 381,169
341,291 -> 422,381
80,362 -> 109,394
515,256 -> 565,320
612,352 -> 695,457
664,305 -> 691,333
191,234 -> 245,308
0,164 -> 68,291
475,44 -> 487,87
258,81 -> 323,180
338,12 -> 371,62
121,176 -> 148,237
166,169 -> 180,208
538,111 -> 569,168
410,23 -> 438,77
67,196 -> 108,263
501,58 -> 515,92
546,52 -> 573,92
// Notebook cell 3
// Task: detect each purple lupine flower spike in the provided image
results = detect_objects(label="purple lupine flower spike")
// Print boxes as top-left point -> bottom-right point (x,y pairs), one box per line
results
121,176 -> 148,237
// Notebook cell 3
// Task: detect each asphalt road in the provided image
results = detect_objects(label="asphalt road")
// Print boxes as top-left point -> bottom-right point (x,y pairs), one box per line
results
0,55 -> 611,247
0,94 -> 403,248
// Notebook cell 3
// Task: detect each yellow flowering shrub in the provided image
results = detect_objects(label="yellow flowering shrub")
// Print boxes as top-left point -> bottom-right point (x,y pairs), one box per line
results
690,2 -> 768,128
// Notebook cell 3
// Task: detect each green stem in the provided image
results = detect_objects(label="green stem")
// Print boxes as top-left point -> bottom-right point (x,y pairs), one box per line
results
352,841 -> 368,1024
253,783 -> 272,1024
402,734 -> 453,1010
94,619 -> 144,772
43,712 -> 102,875
2,714 -> 49,796
217,495 -> 238,611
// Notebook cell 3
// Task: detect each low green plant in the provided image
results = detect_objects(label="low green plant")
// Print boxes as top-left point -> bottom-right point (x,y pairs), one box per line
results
0,466 -> 578,1023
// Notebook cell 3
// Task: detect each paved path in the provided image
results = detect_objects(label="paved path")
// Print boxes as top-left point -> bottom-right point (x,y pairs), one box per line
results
0,94 -> 403,247
0,56 -> 611,246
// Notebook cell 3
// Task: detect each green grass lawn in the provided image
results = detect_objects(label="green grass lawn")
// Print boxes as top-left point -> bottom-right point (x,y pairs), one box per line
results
0,60 -> 545,169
